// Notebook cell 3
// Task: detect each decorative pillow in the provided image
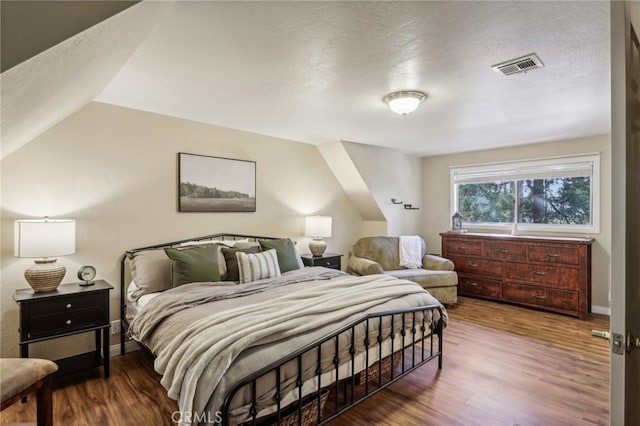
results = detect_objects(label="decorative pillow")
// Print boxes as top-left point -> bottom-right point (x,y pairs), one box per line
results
128,249 -> 172,301
221,246 -> 261,281
177,242 -> 228,280
237,249 -> 281,284
258,238 -> 302,273
164,244 -> 221,287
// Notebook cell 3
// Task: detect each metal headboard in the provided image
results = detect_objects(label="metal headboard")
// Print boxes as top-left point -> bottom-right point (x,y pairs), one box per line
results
119,233 -> 277,355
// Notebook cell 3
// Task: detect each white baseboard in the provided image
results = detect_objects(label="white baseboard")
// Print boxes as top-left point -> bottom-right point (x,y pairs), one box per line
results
591,305 -> 611,316
109,339 -> 140,358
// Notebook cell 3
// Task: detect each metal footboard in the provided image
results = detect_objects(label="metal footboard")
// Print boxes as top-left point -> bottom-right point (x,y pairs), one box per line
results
119,233 -> 444,425
221,305 -> 444,426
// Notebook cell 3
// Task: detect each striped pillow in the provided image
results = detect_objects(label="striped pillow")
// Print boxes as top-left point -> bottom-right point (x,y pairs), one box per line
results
237,249 -> 281,283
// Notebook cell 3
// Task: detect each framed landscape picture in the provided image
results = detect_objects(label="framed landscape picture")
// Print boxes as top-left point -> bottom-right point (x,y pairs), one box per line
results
178,153 -> 256,212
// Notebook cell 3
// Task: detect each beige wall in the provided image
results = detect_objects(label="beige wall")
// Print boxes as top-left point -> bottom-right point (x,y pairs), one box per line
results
341,141 -> 423,237
0,102 -> 363,358
421,134 -> 611,310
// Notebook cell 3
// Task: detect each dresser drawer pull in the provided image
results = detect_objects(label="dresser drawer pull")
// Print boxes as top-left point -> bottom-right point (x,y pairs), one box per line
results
66,303 -> 72,309
533,271 -> 548,276
457,246 -> 467,251
468,263 -> 479,267
533,295 -> 547,299
497,249 -> 510,253
468,282 -> 479,286
546,253 -> 560,258
65,320 -> 72,325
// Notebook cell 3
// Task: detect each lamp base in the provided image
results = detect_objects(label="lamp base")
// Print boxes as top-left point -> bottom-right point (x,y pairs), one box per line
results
309,238 -> 327,257
24,259 -> 65,292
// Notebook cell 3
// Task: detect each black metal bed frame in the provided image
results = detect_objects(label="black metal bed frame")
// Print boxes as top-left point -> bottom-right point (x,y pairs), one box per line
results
120,233 -> 444,426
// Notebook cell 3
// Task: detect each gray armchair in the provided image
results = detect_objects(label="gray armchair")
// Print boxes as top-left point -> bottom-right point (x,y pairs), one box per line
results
347,236 -> 458,305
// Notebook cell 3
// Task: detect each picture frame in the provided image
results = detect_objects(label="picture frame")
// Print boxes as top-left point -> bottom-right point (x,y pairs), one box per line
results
178,152 -> 256,212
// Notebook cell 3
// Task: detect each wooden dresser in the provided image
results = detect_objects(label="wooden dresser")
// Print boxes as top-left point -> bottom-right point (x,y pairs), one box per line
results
441,232 -> 593,319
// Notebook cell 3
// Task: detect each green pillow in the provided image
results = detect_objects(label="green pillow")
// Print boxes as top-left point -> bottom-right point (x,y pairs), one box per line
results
258,238 -> 301,273
164,245 -> 220,287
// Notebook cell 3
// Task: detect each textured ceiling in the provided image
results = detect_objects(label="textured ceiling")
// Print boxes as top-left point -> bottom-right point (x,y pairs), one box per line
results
1,1 -> 611,159
96,1 -> 611,156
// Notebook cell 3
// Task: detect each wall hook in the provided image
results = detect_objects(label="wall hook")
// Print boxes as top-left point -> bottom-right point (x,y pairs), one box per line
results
391,198 -> 403,205
404,204 -> 420,210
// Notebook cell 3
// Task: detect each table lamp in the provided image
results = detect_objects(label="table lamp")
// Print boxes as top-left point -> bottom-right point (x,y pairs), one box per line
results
14,218 -> 76,292
305,216 -> 332,257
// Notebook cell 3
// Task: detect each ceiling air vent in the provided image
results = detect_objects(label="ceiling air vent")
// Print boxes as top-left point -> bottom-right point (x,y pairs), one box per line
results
491,53 -> 544,76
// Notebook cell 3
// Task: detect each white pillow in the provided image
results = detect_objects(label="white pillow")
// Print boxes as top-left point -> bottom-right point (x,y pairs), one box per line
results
237,249 -> 281,283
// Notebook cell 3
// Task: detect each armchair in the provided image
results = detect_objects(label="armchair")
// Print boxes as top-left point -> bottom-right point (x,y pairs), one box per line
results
347,236 -> 458,305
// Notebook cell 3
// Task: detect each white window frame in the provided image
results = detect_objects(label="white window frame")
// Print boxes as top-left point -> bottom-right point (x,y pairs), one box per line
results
450,153 -> 600,234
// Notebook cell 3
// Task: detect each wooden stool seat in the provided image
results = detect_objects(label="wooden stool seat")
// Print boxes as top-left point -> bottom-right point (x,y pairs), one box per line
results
0,358 -> 58,426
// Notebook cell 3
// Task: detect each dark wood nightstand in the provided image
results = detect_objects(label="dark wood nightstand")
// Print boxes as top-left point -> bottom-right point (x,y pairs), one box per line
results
300,253 -> 343,270
14,280 -> 113,378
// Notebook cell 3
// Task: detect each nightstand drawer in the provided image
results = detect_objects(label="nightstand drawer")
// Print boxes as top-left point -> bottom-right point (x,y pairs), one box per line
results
301,253 -> 342,270
28,308 -> 107,339
314,257 -> 340,269
29,293 -> 104,316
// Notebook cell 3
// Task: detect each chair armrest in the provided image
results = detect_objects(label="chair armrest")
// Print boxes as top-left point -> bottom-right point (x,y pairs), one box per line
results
348,256 -> 384,275
422,254 -> 455,271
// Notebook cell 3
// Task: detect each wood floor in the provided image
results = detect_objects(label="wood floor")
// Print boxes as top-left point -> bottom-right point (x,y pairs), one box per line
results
1,297 -> 610,425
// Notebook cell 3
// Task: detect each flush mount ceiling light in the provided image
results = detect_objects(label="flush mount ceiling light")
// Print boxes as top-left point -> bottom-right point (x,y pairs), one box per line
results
383,91 -> 426,115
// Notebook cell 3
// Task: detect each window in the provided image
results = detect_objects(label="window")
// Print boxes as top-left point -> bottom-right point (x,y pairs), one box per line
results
450,154 -> 600,233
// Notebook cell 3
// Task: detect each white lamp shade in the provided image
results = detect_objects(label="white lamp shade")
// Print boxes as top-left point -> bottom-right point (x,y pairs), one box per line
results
14,219 -> 76,258
305,216 -> 332,238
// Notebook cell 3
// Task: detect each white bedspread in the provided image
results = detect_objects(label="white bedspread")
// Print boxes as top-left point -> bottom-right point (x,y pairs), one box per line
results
128,268 -> 445,425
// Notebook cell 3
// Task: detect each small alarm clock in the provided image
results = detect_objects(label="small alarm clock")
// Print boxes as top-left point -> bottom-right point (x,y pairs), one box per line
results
77,265 -> 96,286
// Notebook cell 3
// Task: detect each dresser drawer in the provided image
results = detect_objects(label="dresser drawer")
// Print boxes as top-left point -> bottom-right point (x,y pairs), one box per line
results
503,283 -> 578,311
459,276 -> 502,298
483,241 -> 526,261
28,293 -> 103,316
28,308 -> 107,339
504,262 -> 579,290
450,256 -> 503,279
527,244 -> 580,266
444,239 -> 482,256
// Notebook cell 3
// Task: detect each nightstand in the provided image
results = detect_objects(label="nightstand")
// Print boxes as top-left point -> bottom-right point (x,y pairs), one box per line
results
14,280 -> 113,378
300,253 -> 343,270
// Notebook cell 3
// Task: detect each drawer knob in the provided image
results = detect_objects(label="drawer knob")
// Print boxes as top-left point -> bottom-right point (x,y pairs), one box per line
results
66,319 -> 72,325
498,249 -> 510,254
533,295 -> 547,299
469,263 -> 479,267
469,282 -> 479,286
546,253 -> 560,258
533,271 -> 548,276
66,303 -> 72,309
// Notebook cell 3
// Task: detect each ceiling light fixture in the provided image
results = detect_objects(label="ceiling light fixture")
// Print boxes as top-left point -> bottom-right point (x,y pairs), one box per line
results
383,91 -> 426,115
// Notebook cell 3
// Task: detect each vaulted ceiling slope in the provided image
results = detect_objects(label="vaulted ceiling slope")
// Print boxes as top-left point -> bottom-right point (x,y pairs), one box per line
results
2,1 -> 610,159
0,1 -> 173,159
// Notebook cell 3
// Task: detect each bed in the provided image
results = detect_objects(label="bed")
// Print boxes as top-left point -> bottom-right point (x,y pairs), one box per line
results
120,233 -> 446,426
